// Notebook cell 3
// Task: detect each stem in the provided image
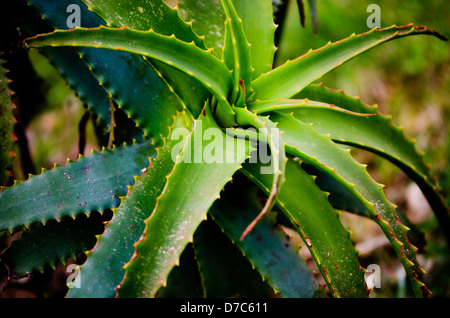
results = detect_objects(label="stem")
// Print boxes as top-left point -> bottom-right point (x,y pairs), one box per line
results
107,97 -> 115,150
240,179 -> 278,240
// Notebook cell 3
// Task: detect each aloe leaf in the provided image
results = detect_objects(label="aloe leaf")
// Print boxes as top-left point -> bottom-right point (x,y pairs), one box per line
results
193,221 -> 240,297
0,60 -> 16,186
193,218 -> 275,297
220,0 -> 253,96
222,17 -> 235,72
178,0 -> 225,58
301,163 -> 367,216
294,84 -> 450,243
82,0 -> 211,120
83,0 -> 205,48
66,112 -> 188,298
232,107 -> 287,240
36,47 -> 143,144
42,48 -> 111,125
231,0 -> 276,78
242,159 -> 367,297
84,49 -> 182,142
248,97 -> 367,115
209,176 -> 320,297
157,243 -> 203,298
301,162 -> 427,252
270,111 -> 429,297
257,97 -> 429,179
0,141 -> 155,233
117,106 -> 253,297
24,26 -> 236,126
302,162 -> 425,249
252,24 -> 448,101
1,211 -> 107,278
291,105 -> 449,202
296,84 -> 378,114
21,0 -> 115,125
272,0 -> 289,48
26,0 -> 181,144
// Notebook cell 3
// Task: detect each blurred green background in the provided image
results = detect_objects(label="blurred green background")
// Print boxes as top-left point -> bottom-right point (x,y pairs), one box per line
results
6,0 -> 449,297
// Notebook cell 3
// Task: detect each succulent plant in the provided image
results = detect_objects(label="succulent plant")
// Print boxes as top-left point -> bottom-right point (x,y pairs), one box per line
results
0,0 -> 448,298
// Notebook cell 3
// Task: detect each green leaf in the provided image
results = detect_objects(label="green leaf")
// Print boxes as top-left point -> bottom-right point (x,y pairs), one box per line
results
302,162 -> 427,252
157,243 -> 203,298
24,26 -> 236,126
193,220 -> 241,297
21,0 -> 111,125
291,103 -> 446,192
66,112 -> 188,298
178,0 -> 225,58
295,84 -> 450,244
193,218 -> 275,297
242,159 -> 367,297
252,24 -> 447,101
34,47 -> 144,145
1,211 -> 108,278
231,0 -> 277,78
220,0 -> 253,96
42,48 -> 112,125
83,0 -> 206,48
199,17 -> 238,126
302,163 -> 367,216
232,107 -> 287,240
117,106 -> 253,297
0,141 -> 155,233
222,16 -> 235,72
296,84 -> 378,113
82,0 -> 211,120
78,47 -> 182,142
248,97 -> 365,114
251,96 -> 432,185
209,175 -> 320,297
272,0 -> 289,48
0,60 -> 16,186
293,85 -> 430,176
26,0 -> 180,144
270,111 -> 429,297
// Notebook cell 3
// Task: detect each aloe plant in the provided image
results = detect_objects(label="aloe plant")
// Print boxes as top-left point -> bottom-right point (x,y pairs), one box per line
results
0,0 -> 448,298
